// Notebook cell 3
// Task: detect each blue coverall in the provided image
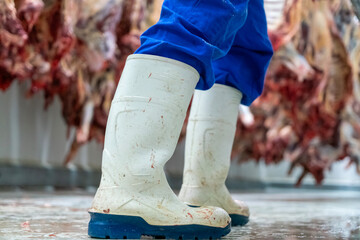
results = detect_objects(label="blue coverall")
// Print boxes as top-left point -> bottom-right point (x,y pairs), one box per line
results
135,0 -> 273,106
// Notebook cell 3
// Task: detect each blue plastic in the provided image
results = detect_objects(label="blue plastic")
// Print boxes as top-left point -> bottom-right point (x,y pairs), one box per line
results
135,0 -> 273,106
213,0 -> 273,106
88,212 -> 231,239
229,214 -> 249,226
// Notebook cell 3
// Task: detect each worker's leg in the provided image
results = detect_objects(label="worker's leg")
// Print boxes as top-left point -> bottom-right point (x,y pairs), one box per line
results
179,0 -> 273,226
213,0 -> 273,106
135,0 -> 249,90
89,0 -> 250,238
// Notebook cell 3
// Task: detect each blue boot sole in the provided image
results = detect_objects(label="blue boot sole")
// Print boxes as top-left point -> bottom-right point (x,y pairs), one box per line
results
88,212 -> 231,239
229,214 -> 249,226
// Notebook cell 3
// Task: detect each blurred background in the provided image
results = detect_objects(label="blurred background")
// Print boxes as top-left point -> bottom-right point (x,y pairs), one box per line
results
0,0 -> 360,239
1,0 -> 360,190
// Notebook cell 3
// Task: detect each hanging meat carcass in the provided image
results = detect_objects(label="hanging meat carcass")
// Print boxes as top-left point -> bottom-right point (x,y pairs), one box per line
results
0,0 -> 156,165
61,0 -> 156,164
265,0 -> 302,51
232,0 -> 358,184
0,0 -> 29,90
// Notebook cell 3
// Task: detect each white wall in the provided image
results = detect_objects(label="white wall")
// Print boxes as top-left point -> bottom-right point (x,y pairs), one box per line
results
0,82 -> 102,170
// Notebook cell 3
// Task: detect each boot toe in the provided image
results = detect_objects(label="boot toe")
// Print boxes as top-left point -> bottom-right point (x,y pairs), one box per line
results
212,206 -> 232,227
190,206 -> 231,228
227,200 -> 249,226
234,199 -> 250,217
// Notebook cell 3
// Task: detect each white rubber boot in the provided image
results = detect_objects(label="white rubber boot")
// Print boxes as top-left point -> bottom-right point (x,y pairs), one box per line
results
88,55 -> 231,239
178,84 -> 250,226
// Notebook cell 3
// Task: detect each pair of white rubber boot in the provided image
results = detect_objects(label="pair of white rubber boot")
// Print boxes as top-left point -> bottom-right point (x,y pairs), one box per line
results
88,54 -> 249,239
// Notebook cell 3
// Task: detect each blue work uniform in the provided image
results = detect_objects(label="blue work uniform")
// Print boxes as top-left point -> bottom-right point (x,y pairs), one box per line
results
135,0 -> 273,106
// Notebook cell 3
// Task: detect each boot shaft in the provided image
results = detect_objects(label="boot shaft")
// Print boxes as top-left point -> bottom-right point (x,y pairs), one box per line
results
101,54 -> 199,186
183,84 -> 242,186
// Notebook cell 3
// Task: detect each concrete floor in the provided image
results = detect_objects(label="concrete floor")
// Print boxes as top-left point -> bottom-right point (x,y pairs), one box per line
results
0,189 -> 359,239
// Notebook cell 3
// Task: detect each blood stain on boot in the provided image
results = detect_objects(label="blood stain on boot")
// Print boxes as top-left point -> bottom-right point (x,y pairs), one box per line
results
103,209 -> 110,213
197,209 -> 212,219
150,152 -> 155,168
187,213 -> 193,219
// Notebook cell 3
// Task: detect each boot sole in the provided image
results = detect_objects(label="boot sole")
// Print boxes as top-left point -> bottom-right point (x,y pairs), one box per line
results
229,214 -> 249,226
88,212 -> 231,239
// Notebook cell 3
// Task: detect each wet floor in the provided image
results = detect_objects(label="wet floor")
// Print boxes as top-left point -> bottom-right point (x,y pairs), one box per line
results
0,189 -> 359,239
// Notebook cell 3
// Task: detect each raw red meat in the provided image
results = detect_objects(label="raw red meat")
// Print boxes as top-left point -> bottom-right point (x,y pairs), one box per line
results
232,0 -> 359,184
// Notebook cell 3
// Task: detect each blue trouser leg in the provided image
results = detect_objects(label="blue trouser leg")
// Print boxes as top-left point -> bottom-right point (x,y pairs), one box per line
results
214,0 -> 273,106
135,0 -> 249,90
135,0 -> 273,105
